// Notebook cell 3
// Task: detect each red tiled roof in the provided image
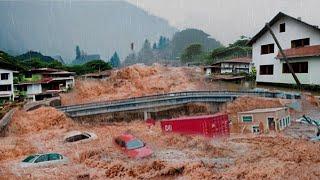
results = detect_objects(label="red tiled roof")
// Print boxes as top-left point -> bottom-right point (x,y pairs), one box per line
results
276,45 -> 320,59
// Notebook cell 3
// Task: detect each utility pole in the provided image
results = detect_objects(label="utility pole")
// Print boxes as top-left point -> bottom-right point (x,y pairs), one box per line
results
265,23 -> 302,89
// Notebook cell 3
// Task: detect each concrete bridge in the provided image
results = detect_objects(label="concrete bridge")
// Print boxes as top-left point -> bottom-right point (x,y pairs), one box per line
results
57,90 -> 300,119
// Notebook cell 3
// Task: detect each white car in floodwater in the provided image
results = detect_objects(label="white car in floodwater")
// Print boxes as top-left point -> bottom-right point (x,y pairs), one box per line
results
20,153 -> 68,168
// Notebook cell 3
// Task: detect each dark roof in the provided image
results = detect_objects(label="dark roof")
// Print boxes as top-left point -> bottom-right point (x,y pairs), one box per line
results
30,68 -> 75,75
248,12 -> 320,45
276,45 -> 320,59
211,57 -> 252,66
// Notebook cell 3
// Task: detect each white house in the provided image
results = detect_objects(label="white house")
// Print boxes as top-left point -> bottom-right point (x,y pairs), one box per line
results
15,68 -> 75,101
0,68 -> 15,101
204,57 -> 252,76
248,12 -> 320,85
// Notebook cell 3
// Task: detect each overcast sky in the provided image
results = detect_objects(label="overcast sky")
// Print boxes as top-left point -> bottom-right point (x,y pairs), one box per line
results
126,0 -> 320,45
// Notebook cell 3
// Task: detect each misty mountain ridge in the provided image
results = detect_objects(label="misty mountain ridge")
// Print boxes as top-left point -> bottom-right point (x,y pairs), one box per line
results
0,1 -> 177,63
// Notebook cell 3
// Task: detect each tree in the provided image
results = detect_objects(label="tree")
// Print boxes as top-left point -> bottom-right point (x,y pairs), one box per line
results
152,43 -> 157,50
209,36 -> 252,64
110,51 -> 121,68
138,39 -> 154,64
170,29 -> 222,59
157,36 -> 169,50
181,44 -> 203,63
76,45 -> 81,59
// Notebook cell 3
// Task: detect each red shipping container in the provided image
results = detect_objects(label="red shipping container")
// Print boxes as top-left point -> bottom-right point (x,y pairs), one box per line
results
160,113 -> 229,137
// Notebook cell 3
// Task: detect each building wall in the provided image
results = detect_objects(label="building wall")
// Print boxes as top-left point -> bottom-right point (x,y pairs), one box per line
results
26,84 -> 42,95
0,69 -> 14,99
205,68 -> 212,76
238,108 -> 290,133
252,16 -> 320,85
221,62 -> 250,74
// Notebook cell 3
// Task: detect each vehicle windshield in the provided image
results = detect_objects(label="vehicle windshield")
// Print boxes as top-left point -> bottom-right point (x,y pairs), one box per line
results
126,139 -> 144,150
22,155 -> 39,163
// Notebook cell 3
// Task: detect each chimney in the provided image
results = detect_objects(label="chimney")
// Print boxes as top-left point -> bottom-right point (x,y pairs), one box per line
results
297,17 -> 302,21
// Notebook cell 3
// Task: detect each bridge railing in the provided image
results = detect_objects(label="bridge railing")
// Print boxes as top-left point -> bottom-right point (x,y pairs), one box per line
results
57,90 -> 289,112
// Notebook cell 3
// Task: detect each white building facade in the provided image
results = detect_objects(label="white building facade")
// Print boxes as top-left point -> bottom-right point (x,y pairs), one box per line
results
249,12 -> 320,85
0,68 -> 14,100
204,57 -> 252,76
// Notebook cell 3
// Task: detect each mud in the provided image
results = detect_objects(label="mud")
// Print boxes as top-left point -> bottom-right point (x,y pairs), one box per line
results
0,106 -> 319,179
61,64 -> 204,105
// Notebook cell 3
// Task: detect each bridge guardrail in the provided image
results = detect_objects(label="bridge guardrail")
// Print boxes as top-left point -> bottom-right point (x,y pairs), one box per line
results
58,90 -> 279,111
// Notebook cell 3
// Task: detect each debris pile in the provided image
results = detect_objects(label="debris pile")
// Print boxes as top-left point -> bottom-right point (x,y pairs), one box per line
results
8,107 -> 72,135
0,137 -> 36,162
225,136 -> 320,179
61,64 -> 202,105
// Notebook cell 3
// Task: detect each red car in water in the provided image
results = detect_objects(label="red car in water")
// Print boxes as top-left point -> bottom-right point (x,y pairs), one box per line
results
114,134 -> 153,159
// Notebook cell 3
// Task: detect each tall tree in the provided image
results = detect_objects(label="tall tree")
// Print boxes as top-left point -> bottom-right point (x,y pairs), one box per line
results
152,43 -> 157,50
138,39 -> 154,64
181,44 -> 203,63
76,45 -> 81,59
170,29 -> 222,59
110,51 -> 121,68
157,36 -> 169,50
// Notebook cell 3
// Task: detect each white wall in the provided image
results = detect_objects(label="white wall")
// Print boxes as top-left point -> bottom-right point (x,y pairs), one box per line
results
26,84 -> 42,95
252,16 -> 320,84
0,69 -> 14,98
221,62 -> 250,74
205,68 -> 212,76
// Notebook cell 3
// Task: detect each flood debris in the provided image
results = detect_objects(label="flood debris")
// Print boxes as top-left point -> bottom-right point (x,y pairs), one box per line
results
1,65 -> 320,179
60,64 -> 205,105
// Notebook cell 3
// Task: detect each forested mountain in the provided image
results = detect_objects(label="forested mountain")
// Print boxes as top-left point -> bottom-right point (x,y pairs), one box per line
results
15,51 -> 56,63
0,1 -> 177,62
0,51 -> 26,71
124,29 -> 223,65
170,29 -> 222,58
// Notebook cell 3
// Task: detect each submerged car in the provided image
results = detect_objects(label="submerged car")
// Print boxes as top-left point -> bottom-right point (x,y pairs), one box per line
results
114,133 -> 153,158
20,153 -> 68,168
64,131 -> 97,143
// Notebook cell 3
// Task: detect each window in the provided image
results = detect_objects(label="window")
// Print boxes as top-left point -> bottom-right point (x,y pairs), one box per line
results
252,126 -> 260,133
34,155 -> 48,163
0,85 -> 11,91
242,115 -> 253,122
280,23 -> 285,32
291,38 -> 310,48
48,153 -> 61,161
22,155 -> 39,163
261,44 -> 275,54
260,65 -> 274,75
1,73 -> 9,80
283,62 -> 308,73
126,139 -> 144,150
